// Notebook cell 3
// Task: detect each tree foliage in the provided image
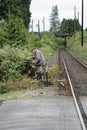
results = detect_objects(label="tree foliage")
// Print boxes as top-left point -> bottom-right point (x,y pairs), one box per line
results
49,5 -> 60,33
0,0 -> 31,28
60,18 -> 81,34
6,17 -> 29,46
0,17 -> 29,47
0,0 -> 32,47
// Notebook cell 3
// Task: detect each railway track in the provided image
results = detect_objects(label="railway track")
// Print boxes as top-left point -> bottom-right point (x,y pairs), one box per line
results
60,49 -> 87,130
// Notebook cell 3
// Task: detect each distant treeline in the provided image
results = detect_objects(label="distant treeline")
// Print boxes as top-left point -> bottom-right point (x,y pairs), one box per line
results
0,0 -> 31,28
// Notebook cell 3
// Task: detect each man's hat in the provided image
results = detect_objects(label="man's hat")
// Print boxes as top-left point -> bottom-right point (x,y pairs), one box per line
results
31,48 -> 36,52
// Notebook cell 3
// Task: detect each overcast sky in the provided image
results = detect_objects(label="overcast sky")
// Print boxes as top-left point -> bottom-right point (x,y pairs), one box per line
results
30,0 -> 87,32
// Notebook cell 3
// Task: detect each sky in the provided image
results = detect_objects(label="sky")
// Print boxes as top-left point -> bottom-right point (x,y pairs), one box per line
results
30,0 -> 87,32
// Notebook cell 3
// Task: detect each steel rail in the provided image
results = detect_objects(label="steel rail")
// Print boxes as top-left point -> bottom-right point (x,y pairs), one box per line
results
66,50 -> 87,69
61,54 -> 87,130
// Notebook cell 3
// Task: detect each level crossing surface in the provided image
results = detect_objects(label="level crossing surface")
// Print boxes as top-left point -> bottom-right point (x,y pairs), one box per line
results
0,96 -> 82,130
80,96 -> 87,117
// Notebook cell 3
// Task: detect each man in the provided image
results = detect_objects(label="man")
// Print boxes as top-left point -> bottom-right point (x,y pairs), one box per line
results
31,48 -> 46,80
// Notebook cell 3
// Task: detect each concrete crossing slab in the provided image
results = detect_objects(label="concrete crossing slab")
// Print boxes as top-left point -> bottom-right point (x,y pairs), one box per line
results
0,96 -> 82,130
80,96 -> 87,116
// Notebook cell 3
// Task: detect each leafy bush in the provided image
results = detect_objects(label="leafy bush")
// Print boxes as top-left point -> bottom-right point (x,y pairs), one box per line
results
0,84 -> 9,94
39,32 -> 57,48
0,17 -> 29,47
28,33 -> 41,48
7,17 -> 29,46
0,45 -> 31,81
0,30 -> 63,82
0,27 -> 7,47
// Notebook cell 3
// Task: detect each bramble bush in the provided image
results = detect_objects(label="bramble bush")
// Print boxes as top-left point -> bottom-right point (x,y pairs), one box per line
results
0,45 -> 32,81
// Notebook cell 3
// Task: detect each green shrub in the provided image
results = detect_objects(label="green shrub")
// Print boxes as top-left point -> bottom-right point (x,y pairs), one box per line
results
0,84 -> 9,94
0,17 -> 30,47
0,31 -> 63,82
28,33 -> 41,48
0,46 -> 28,81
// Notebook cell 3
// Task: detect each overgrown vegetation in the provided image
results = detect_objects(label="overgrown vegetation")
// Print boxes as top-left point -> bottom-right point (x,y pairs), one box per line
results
0,0 -> 31,28
0,30 -> 64,94
67,31 -> 87,63
0,17 -> 30,48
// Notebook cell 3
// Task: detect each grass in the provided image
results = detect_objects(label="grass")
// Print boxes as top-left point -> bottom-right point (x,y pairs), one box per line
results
0,64 -> 64,100
67,31 -> 87,63
0,90 -> 40,100
0,78 -> 43,100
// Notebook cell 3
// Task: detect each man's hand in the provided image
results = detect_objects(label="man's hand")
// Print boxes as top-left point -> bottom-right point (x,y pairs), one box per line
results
32,60 -> 35,64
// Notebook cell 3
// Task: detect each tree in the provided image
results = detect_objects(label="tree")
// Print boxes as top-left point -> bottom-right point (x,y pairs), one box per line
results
49,5 -> 60,33
60,18 -> 81,34
0,0 -> 31,28
6,17 -> 29,46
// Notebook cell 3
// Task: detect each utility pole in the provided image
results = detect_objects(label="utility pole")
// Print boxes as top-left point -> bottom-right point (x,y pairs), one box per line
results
29,19 -> 33,32
74,6 -> 76,19
31,19 -> 33,32
81,0 -> 84,46
37,19 -> 40,36
77,12 -> 79,21
42,17 -> 45,32
74,6 -> 76,38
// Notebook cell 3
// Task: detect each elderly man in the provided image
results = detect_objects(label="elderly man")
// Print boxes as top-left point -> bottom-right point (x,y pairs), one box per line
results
31,48 -> 46,80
